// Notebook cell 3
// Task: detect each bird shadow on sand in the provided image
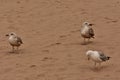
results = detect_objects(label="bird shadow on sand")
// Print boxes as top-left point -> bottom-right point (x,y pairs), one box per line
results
64,42 -> 81,46
90,65 -> 109,72
80,41 -> 93,45
64,41 -> 94,46
7,49 -> 24,54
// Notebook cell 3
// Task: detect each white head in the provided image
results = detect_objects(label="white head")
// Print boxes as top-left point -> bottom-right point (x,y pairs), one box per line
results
6,32 -> 17,37
82,22 -> 94,26
86,50 -> 94,60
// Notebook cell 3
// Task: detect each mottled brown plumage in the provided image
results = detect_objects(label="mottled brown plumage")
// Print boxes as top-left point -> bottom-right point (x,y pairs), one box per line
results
80,22 -> 95,44
6,32 -> 23,52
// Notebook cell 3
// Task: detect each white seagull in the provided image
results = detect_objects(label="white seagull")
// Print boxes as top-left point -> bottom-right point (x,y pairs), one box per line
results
86,50 -> 110,67
6,32 -> 23,52
80,22 -> 95,44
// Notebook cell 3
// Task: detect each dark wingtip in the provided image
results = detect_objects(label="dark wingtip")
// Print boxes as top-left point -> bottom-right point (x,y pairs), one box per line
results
107,56 -> 111,60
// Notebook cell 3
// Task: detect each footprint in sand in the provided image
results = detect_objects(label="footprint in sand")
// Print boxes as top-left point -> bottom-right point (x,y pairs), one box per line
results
104,17 -> 118,23
30,64 -> 36,68
59,35 -> 66,38
45,42 -> 62,48
16,1 -> 21,4
59,34 -> 71,38
42,49 -> 50,53
41,57 -> 53,61
70,30 -> 80,33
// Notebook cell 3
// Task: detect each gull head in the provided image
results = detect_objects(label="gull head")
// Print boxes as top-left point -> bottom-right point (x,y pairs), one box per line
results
86,50 -> 93,60
83,22 -> 94,26
6,32 -> 17,37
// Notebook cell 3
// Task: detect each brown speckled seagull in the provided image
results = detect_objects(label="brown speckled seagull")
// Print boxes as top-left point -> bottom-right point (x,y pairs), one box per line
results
6,32 -> 23,52
80,22 -> 95,44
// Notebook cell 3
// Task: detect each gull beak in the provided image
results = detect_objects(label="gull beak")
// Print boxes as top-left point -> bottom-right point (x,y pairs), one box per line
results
89,24 -> 94,26
5,34 -> 9,36
108,56 -> 111,60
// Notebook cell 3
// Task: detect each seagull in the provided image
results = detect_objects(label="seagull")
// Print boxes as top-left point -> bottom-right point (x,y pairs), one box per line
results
6,32 -> 23,52
80,22 -> 95,44
86,50 -> 110,67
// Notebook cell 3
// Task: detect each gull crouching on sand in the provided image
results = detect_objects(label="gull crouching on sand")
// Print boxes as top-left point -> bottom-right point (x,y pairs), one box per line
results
80,22 -> 95,44
86,50 -> 110,67
6,32 -> 23,52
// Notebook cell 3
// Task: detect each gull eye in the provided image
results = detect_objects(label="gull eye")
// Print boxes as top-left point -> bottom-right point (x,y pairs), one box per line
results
11,33 -> 14,35
84,22 -> 89,25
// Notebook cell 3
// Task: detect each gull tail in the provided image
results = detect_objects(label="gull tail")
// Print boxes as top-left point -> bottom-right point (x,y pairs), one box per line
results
107,56 -> 111,60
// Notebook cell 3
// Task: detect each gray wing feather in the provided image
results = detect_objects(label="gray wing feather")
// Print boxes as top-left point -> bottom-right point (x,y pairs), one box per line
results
99,52 -> 108,61
17,37 -> 23,44
89,28 -> 94,37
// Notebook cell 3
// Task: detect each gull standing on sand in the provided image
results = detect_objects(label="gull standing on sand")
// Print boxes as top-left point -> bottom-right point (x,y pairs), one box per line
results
86,50 -> 110,67
6,32 -> 23,52
80,22 -> 95,44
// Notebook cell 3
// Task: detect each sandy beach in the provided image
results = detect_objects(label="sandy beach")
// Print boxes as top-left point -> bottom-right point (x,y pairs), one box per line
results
0,0 -> 120,80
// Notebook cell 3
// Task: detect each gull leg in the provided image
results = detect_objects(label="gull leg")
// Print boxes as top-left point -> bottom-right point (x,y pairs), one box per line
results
16,46 -> 20,54
94,62 -> 96,69
99,63 -> 101,66
94,62 -> 99,70
88,38 -> 90,43
12,46 -> 15,53
84,38 -> 86,44
99,63 -> 101,69
94,62 -> 96,67
17,46 -> 19,51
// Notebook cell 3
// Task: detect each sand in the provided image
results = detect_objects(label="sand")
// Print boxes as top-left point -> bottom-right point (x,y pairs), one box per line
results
0,0 -> 120,80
